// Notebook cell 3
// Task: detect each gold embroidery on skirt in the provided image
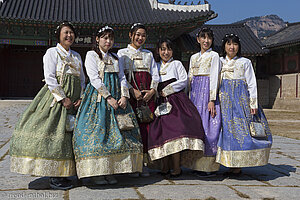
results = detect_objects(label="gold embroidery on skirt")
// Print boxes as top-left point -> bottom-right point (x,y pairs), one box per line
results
216,147 -> 271,167
10,156 -> 76,177
181,154 -> 220,172
148,137 -> 204,161
75,153 -> 143,178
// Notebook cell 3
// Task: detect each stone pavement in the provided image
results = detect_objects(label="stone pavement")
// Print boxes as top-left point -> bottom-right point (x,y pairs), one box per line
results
0,101 -> 299,200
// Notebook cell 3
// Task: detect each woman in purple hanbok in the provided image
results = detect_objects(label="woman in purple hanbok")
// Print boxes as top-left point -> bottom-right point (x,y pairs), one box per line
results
148,38 -> 205,178
185,28 -> 221,177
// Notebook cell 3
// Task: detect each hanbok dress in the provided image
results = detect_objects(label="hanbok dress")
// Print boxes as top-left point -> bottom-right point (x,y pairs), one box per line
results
73,50 -> 143,178
216,56 -> 272,167
117,45 -> 159,155
148,59 -> 205,161
186,49 -> 221,172
10,43 -> 85,177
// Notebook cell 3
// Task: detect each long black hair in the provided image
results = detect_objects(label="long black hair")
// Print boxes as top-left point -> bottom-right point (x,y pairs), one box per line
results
55,21 -> 77,43
221,33 -> 241,58
196,27 -> 214,50
93,26 -> 118,60
155,38 -> 174,62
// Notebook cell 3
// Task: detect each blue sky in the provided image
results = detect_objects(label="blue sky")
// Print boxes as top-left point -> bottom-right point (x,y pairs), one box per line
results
159,0 -> 300,24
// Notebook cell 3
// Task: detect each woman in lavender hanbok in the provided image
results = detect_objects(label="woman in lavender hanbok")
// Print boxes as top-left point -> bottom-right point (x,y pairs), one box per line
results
185,28 -> 221,177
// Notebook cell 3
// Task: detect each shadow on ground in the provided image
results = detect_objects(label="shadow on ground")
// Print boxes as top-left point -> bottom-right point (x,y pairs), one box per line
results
28,164 -> 296,190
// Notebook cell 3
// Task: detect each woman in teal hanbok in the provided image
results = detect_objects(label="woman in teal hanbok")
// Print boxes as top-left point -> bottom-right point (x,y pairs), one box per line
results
73,26 -> 143,185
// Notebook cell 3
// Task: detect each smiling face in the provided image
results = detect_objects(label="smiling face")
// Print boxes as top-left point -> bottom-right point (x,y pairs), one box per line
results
59,26 -> 75,50
225,40 -> 239,59
129,28 -> 146,49
159,42 -> 173,64
97,32 -> 114,53
197,33 -> 213,53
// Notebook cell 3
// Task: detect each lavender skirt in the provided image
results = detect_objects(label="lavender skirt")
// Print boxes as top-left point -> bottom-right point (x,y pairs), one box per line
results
148,79 -> 205,161
190,76 -> 221,156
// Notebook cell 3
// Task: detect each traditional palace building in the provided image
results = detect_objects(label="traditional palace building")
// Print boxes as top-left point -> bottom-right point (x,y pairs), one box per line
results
0,0 -> 216,97
261,22 -> 300,110
1,0 -> 298,111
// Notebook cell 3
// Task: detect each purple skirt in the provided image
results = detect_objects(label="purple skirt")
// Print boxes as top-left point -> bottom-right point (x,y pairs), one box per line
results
148,79 -> 205,161
190,76 -> 221,156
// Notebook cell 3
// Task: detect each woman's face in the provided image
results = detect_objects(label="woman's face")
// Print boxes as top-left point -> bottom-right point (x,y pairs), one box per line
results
159,42 -> 173,63
197,33 -> 212,52
59,26 -> 75,50
97,33 -> 114,53
130,28 -> 146,49
225,40 -> 239,59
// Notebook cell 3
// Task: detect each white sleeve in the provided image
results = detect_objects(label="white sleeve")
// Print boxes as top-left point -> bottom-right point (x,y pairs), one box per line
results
117,49 -> 122,58
162,62 -> 188,96
85,52 -> 111,99
149,53 -> 159,91
244,59 -> 258,109
43,49 -> 66,102
209,53 -> 221,101
117,51 -> 133,89
118,56 -> 130,98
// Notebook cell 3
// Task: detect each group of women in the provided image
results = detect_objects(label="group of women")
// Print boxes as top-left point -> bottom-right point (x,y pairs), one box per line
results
9,22 -> 272,190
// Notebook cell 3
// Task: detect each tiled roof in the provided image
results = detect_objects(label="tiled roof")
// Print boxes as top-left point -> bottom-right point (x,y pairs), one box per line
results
263,22 -> 300,48
179,23 -> 268,56
0,0 -> 215,25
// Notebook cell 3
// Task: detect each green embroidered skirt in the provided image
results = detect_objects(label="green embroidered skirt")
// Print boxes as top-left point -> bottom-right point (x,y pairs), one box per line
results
10,74 -> 81,177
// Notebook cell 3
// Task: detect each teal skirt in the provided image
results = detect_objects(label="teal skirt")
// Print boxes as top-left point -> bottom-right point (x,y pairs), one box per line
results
73,72 -> 143,178
10,74 -> 81,177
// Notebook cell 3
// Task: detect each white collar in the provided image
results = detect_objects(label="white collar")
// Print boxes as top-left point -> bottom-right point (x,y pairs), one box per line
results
128,44 -> 142,53
100,49 -> 109,58
161,57 -> 174,66
57,43 -> 71,56
199,48 -> 212,56
225,55 -> 238,62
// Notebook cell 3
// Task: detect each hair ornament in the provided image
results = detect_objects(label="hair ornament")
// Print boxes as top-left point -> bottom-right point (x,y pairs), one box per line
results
131,23 -> 143,30
98,26 -> 114,34
55,22 -> 74,34
196,27 -> 212,37
224,33 -> 240,41
56,22 -> 74,30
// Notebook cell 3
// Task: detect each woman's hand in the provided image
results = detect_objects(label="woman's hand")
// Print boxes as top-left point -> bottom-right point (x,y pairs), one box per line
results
142,89 -> 156,102
61,98 -> 73,109
118,96 -> 127,109
208,101 -> 216,118
132,88 -> 143,100
107,96 -> 119,110
160,91 -> 166,98
251,108 -> 258,115
73,99 -> 82,110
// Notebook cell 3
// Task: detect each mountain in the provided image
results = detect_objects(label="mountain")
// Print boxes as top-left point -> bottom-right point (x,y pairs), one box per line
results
234,15 -> 287,39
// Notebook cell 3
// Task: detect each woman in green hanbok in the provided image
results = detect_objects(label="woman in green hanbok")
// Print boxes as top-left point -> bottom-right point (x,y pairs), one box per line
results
10,22 -> 86,190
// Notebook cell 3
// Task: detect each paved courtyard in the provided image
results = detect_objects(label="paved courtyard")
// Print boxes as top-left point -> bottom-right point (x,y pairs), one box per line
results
0,101 -> 299,200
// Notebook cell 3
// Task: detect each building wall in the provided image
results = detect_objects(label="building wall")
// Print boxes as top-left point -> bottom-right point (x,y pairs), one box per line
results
257,79 -> 270,107
258,73 -> 300,110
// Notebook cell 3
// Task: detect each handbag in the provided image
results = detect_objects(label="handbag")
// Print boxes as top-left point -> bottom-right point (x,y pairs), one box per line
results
116,113 -> 135,131
66,114 -> 76,132
136,102 -> 154,123
131,71 -> 154,123
154,97 -> 172,117
249,115 -> 266,138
